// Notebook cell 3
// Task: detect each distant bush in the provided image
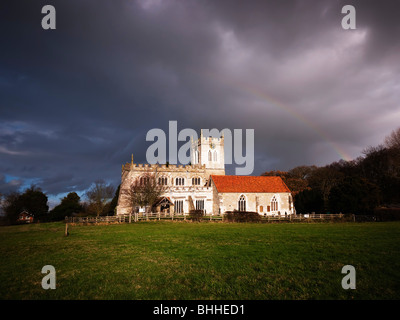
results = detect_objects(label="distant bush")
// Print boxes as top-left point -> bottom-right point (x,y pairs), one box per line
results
224,210 -> 261,223
189,210 -> 204,221
374,207 -> 400,221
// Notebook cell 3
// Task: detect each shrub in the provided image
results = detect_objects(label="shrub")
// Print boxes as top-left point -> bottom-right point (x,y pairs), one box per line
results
189,210 -> 204,222
374,207 -> 400,221
224,210 -> 261,223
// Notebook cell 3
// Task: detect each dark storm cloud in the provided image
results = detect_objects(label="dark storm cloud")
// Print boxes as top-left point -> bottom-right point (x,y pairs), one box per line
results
1,0 -> 399,199
0,174 -> 23,195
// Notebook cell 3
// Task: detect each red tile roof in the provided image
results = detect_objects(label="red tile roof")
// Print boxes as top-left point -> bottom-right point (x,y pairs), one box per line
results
211,175 -> 291,193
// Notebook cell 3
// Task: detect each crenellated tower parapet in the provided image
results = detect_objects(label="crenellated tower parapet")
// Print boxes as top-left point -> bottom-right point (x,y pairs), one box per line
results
122,162 -> 207,174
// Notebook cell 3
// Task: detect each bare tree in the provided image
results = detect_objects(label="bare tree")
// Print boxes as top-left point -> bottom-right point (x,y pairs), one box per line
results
123,171 -> 166,214
385,127 -> 400,150
86,180 -> 115,216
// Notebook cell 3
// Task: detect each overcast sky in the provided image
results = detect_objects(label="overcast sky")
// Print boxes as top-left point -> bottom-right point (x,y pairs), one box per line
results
1,0 -> 399,206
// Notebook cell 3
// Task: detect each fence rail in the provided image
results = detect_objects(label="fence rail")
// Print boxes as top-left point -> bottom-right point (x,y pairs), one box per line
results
66,213 -> 352,224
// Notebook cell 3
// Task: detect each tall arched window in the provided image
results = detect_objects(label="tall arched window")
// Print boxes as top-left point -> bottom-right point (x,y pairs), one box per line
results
158,177 -> 168,185
271,196 -> 278,212
213,150 -> 217,162
238,194 -> 246,211
208,150 -> 212,161
140,176 -> 149,186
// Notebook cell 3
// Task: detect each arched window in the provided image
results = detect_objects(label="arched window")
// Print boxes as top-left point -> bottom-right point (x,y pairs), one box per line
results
140,176 -> 149,186
175,177 -> 185,186
271,196 -> 278,212
238,194 -> 246,212
208,150 -> 212,161
192,177 -> 201,186
213,150 -> 217,162
158,177 -> 168,185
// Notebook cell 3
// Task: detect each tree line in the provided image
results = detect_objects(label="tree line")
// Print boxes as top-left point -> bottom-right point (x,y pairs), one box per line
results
262,127 -> 400,215
0,180 -> 119,224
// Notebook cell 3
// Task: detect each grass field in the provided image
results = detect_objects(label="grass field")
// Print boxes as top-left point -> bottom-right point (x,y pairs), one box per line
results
0,221 -> 399,300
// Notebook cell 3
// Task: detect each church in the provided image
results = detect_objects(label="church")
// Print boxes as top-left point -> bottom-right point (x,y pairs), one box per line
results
116,133 -> 294,216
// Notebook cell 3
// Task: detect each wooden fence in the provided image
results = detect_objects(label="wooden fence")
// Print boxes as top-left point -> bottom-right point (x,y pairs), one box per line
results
66,213 -> 350,224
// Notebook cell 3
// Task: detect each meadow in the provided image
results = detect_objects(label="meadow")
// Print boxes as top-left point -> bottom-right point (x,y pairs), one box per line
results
0,221 -> 399,300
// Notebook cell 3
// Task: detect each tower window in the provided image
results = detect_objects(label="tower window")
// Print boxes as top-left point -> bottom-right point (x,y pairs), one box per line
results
192,177 -> 201,185
175,177 -> 185,186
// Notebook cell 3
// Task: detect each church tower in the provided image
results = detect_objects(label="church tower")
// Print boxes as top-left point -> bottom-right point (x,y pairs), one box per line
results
191,130 -> 225,176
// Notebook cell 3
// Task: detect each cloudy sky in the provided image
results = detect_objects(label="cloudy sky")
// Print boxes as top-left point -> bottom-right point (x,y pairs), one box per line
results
1,0 -> 399,206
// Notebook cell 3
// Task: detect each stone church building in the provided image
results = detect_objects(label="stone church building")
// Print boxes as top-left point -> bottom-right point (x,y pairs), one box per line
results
116,133 -> 294,216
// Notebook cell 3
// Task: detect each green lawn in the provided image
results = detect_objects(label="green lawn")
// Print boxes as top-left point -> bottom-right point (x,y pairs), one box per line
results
0,221 -> 399,300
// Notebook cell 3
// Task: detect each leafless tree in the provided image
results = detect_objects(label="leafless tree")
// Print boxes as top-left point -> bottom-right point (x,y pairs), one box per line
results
384,127 -> 400,150
123,171 -> 166,214
86,180 -> 115,216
